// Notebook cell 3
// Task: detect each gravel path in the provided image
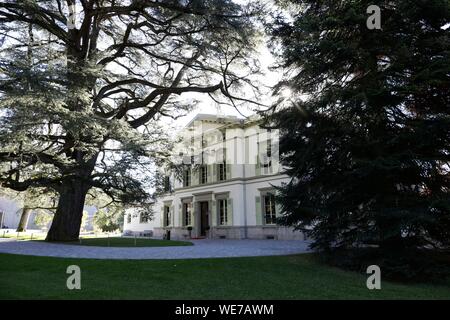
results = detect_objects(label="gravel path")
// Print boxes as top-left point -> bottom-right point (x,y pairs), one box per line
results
0,238 -> 311,260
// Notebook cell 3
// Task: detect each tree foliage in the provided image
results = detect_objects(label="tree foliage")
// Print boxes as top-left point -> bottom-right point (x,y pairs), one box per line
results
93,208 -> 123,232
0,0 -> 263,240
268,0 -> 450,280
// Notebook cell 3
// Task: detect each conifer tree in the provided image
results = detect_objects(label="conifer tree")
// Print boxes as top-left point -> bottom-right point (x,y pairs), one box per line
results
0,0 -> 263,241
268,0 -> 450,278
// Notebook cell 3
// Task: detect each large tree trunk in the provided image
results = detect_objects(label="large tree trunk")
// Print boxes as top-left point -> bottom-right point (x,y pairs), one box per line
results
16,207 -> 32,232
45,179 -> 90,242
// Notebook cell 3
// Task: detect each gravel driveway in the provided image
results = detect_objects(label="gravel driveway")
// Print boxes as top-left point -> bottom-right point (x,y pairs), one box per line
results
0,238 -> 311,260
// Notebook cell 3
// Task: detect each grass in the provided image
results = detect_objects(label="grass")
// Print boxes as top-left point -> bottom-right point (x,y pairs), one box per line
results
0,233 -> 192,247
0,253 -> 449,299
1,231 -> 46,241
71,237 -> 193,247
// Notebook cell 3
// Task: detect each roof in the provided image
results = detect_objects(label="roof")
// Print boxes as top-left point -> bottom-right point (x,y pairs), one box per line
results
184,113 -> 244,128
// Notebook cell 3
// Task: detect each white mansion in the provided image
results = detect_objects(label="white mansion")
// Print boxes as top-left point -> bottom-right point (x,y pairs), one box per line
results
123,114 -> 304,240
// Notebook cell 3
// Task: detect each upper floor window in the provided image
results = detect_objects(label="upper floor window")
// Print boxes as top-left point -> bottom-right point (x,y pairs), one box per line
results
183,169 -> 191,187
263,193 -> 276,225
163,176 -> 171,192
163,206 -> 171,227
127,214 -> 131,224
218,162 -> 227,181
183,203 -> 192,226
218,199 -> 228,225
200,165 -> 208,184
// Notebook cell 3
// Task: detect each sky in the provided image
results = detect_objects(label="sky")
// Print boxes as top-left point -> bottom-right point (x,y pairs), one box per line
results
173,41 -> 281,130
166,0 -> 283,131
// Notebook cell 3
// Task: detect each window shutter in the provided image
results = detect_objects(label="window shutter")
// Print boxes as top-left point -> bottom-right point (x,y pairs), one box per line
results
170,205 -> 174,226
275,202 -> 282,218
192,168 -> 198,186
255,154 -> 261,176
207,164 -> 212,183
227,198 -> 233,226
212,164 -> 217,182
226,164 -> 232,180
160,207 -> 165,227
255,196 -> 262,225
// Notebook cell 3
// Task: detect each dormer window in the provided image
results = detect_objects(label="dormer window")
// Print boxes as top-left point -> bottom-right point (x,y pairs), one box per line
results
201,135 -> 206,148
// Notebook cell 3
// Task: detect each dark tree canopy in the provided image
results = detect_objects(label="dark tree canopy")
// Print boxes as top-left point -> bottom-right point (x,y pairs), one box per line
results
268,0 -> 450,279
0,0 -> 263,240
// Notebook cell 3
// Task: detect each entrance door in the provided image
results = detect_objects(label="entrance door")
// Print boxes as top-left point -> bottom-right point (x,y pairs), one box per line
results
200,201 -> 209,237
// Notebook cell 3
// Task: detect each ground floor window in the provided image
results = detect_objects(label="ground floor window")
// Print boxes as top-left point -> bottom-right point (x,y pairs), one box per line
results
163,206 -> 171,227
183,202 -> 192,226
263,193 -> 276,225
218,199 -> 228,225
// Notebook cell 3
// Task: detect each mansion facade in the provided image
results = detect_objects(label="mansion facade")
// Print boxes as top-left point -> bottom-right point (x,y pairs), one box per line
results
123,114 -> 304,240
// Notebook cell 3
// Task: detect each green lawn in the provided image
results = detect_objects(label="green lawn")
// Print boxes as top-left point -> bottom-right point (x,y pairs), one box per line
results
0,234 -> 192,247
0,253 -> 449,299
69,237 -> 193,247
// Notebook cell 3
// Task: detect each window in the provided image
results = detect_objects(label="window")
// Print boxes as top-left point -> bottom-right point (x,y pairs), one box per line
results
200,165 -> 208,184
263,193 -> 277,225
183,203 -> 192,226
183,169 -> 191,187
127,214 -> 131,224
263,139 -> 272,169
266,139 -> 272,158
163,176 -> 171,192
218,162 -> 227,181
218,199 -> 228,225
201,135 -> 206,148
140,212 -> 149,223
163,206 -> 171,227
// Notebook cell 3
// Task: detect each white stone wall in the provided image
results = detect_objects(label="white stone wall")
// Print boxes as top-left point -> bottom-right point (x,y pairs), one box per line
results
123,207 -> 160,236
123,114 -> 304,240
0,196 -> 96,231
0,196 -> 23,229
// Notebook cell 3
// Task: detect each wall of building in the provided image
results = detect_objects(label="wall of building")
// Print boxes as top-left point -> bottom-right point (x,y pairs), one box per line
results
122,114 -> 304,241
123,207 -> 160,236
0,196 -> 97,231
